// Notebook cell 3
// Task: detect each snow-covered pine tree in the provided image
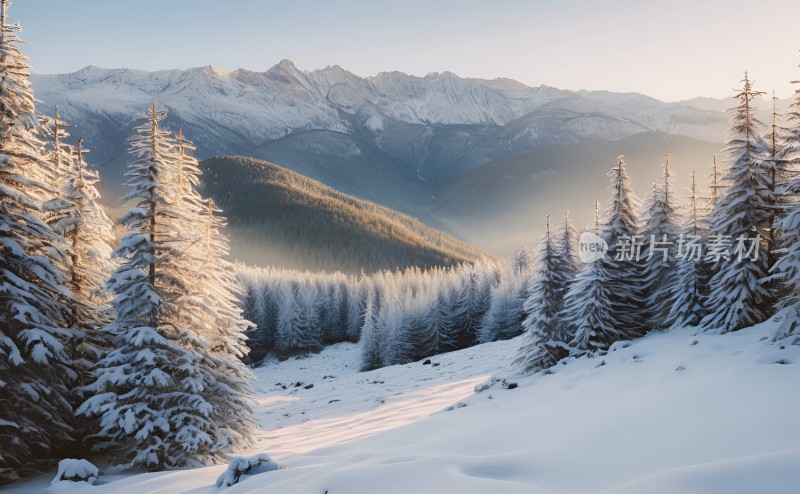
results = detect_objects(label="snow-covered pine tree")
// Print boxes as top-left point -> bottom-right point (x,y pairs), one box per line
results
274,281 -> 323,357
359,289 -> 383,371
764,93 -> 789,258
40,106 -> 69,193
478,264 -> 526,343
38,127 -> 116,442
511,246 -> 534,275
770,74 -> 800,342
701,74 -> 774,332
566,193 -> 642,354
418,285 -> 459,357
378,280 -> 413,366
602,155 -> 647,337
347,274 -> 371,342
79,103 -> 248,470
43,125 -> 115,333
556,210 -> 580,277
515,214 -> 576,373
638,155 -> 680,331
0,0 -> 79,481
450,266 -> 490,349
321,280 -> 348,344
401,290 -> 432,362
243,267 -> 280,362
708,154 -> 724,211
665,170 -> 708,328
174,131 -> 258,454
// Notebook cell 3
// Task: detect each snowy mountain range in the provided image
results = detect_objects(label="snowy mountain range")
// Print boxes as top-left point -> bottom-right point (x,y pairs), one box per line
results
32,60 -> 730,188
36,61 -> 783,256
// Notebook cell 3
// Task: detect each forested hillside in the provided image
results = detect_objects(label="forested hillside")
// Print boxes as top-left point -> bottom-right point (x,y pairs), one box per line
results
200,156 -> 489,273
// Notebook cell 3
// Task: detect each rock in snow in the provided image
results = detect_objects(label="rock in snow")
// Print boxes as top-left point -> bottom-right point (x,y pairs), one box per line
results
215,453 -> 283,488
50,459 -> 99,485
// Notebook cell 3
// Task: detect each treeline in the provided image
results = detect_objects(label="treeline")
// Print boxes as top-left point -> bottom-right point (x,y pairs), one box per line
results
0,1 -> 254,482
201,156 -> 489,273
238,251 -> 533,368
239,68 -> 800,380
517,71 -> 800,373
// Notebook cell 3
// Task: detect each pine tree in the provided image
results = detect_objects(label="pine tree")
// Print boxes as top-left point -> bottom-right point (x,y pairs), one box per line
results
175,131 -> 258,454
708,154 -> 724,211
347,275 -> 371,342
38,123 -> 117,453
770,74 -> 800,342
511,246 -> 534,275
321,281 -> 348,343
0,0 -> 78,481
379,281 -> 412,365
79,103 -> 249,470
419,287 -> 459,357
450,265 -> 491,349
274,281 -> 322,356
764,93 -> 789,258
665,170 -> 708,328
603,155 -> 647,336
402,291 -> 431,362
701,73 -> 773,332
478,265 -> 526,343
567,182 -> 643,354
557,210 -> 580,277
515,214 -> 576,373
246,272 -> 278,362
639,155 -> 680,331
43,122 -> 115,334
359,290 -> 383,371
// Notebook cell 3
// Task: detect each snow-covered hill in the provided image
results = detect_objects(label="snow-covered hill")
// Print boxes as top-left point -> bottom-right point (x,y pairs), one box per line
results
13,323 -> 799,493
31,61 -> 728,186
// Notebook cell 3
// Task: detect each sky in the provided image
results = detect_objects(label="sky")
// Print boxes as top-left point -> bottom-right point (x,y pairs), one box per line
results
12,0 -> 800,102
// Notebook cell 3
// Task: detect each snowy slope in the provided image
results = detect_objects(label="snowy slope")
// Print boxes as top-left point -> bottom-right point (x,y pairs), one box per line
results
31,61 -> 727,185
11,323 -> 798,494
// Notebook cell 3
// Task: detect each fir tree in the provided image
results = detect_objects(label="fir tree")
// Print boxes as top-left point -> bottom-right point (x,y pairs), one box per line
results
175,132 -> 258,454
43,124 -> 115,333
274,282 -> 322,357
557,210 -> 580,277
38,124 -> 116,453
639,155 -> 680,331
478,265 -> 526,343
770,74 -> 800,342
450,267 -> 489,349
347,275 -> 371,342
666,170 -> 708,328
359,290 -> 382,371
79,103 -> 251,470
321,281 -> 348,344
419,288 -> 459,357
701,73 -> 773,332
763,93 -> 789,258
0,0 -> 78,481
603,155 -> 647,336
515,214 -> 576,373
567,174 -> 643,354
378,281 -> 412,365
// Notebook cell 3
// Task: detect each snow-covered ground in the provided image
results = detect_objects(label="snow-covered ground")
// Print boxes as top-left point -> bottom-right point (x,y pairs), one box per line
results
11,323 -> 800,493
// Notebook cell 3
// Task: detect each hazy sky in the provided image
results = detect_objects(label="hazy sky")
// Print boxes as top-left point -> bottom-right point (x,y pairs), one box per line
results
12,0 -> 800,101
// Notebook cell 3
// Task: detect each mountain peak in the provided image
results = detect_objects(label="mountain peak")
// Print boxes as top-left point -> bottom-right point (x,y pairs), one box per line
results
273,59 -> 300,71
202,64 -> 227,75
